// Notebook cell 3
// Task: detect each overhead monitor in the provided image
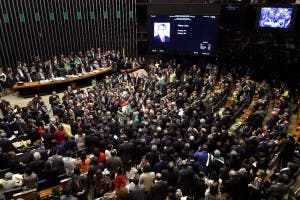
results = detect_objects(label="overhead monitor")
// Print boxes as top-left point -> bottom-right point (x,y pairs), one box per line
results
257,7 -> 294,30
149,15 -> 218,55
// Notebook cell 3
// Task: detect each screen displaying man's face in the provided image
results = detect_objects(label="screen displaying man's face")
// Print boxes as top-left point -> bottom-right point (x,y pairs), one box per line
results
154,23 -> 170,39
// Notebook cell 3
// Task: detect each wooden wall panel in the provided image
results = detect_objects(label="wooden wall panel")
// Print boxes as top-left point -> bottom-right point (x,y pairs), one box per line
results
0,0 -> 137,68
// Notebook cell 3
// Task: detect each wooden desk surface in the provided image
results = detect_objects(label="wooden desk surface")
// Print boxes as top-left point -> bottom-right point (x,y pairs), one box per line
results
39,185 -> 62,199
228,92 -> 259,134
38,177 -> 70,199
13,67 -> 112,91
120,66 -> 140,73
13,188 -> 37,200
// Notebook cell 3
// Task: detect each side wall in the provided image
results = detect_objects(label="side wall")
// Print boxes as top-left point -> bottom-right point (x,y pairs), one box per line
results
0,0 -> 137,68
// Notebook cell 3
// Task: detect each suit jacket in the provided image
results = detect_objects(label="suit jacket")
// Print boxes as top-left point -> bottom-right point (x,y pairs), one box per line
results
139,172 -> 155,192
266,183 -> 289,199
177,166 -> 194,191
106,156 -> 123,176
129,185 -> 146,200
154,35 -> 170,43
24,74 -> 34,82
153,161 -> 168,174
146,180 -> 169,200
0,153 -> 8,169
7,158 -> 23,174
42,167 -> 59,185
16,68 -> 25,79
194,151 -> 209,172
49,95 -> 59,107
145,151 -> 159,170
222,176 -> 241,200
63,157 -> 77,176
161,168 -> 178,187
29,159 -> 44,178
118,141 -> 134,163
84,134 -> 100,153
36,72 -> 46,81
0,138 -> 15,153
42,132 -> 55,149
23,172 -> 38,189
48,154 -> 65,174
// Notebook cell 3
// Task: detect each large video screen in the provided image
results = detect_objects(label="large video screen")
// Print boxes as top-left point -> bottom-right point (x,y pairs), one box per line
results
258,7 -> 293,29
149,15 -> 217,55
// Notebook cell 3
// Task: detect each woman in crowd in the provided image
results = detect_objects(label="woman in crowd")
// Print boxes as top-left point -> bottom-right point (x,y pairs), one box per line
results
54,124 -> 67,145
75,128 -> 86,150
78,151 -> 91,173
114,167 -> 127,192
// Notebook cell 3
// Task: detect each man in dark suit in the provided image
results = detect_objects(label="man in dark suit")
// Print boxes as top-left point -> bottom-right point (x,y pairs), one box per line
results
153,154 -> 168,174
266,174 -> 289,200
48,147 -> 65,175
177,160 -> 194,196
36,68 -> 46,81
29,152 -> 45,178
129,178 -> 146,200
222,170 -> 241,200
106,149 -> 123,177
24,72 -> 34,82
118,137 -> 135,165
16,64 -> 26,81
208,149 -> 224,174
161,161 -> 178,187
146,173 -> 169,200
0,132 -> 15,153
84,131 -> 100,154
154,24 -> 170,43
49,91 -> 60,109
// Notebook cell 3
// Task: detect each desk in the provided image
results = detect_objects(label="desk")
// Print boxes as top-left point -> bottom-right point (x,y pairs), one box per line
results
12,140 -> 31,149
13,67 -> 112,95
13,189 -> 37,200
39,185 -> 62,199
228,92 -> 259,135
38,177 -> 70,199
120,66 -> 140,73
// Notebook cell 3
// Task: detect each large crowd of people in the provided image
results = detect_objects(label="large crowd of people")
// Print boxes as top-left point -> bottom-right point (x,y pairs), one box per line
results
0,49 -> 145,95
0,55 -> 299,200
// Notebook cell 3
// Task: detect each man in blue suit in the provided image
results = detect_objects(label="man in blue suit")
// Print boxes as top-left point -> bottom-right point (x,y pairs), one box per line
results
154,24 -> 170,43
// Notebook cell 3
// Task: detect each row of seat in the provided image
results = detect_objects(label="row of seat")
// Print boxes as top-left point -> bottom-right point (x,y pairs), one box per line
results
228,86 -> 260,134
265,90 -> 291,182
10,177 -> 71,200
119,65 -> 141,73
2,175 -> 70,200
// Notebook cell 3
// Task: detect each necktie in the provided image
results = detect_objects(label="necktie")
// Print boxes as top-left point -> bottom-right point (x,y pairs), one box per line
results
161,37 -> 165,43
